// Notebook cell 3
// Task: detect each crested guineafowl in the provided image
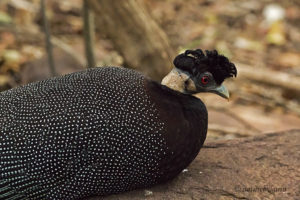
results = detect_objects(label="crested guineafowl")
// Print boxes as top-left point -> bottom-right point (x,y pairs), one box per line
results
0,49 -> 237,199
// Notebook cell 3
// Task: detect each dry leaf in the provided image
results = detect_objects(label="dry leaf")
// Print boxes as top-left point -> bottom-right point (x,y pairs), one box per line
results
266,21 -> 286,45
277,52 -> 300,68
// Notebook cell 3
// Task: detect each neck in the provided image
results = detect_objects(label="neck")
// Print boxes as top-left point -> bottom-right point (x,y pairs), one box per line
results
161,69 -> 189,93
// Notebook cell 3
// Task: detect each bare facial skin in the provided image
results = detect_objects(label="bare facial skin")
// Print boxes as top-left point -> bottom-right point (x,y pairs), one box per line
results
161,69 -> 196,93
161,68 -> 229,99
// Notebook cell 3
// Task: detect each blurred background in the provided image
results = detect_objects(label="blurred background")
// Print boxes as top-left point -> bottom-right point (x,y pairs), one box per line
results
0,0 -> 299,141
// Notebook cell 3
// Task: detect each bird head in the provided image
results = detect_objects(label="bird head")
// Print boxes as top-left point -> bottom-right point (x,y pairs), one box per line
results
162,49 -> 237,99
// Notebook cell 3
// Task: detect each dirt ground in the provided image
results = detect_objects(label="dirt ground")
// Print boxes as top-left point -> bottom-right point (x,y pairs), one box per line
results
88,130 -> 300,200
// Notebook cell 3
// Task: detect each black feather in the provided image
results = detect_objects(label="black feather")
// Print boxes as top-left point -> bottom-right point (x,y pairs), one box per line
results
173,49 -> 237,84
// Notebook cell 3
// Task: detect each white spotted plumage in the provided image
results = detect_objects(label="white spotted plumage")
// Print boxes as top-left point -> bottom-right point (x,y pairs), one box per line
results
0,67 -> 166,200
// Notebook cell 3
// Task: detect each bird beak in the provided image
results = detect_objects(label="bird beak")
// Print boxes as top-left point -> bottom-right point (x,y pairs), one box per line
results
210,84 -> 230,99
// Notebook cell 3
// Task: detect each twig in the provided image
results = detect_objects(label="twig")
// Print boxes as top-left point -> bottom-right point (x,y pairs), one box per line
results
40,0 -> 56,76
208,124 -> 254,137
83,0 -> 96,68
237,63 -> 300,93
9,0 -> 38,12
0,25 -> 85,66
207,106 -> 261,133
236,90 -> 300,116
51,37 -> 85,66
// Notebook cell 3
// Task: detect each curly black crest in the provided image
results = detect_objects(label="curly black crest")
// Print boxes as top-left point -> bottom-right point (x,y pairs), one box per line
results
173,49 -> 237,84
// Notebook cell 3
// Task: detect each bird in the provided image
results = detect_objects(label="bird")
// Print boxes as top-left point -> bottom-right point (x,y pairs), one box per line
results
0,49 -> 237,200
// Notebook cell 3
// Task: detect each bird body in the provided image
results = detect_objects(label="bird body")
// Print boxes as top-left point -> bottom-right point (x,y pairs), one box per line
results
0,49 -> 236,199
0,67 -> 207,199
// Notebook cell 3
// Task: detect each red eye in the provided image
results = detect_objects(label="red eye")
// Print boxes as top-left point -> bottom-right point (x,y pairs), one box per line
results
201,76 -> 209,84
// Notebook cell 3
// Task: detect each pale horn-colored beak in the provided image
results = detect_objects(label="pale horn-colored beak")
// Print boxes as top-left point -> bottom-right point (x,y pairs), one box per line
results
210,84 -> 230,99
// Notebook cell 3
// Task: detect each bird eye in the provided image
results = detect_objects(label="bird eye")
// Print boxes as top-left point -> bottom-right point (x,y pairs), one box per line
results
201,76 -> 209,84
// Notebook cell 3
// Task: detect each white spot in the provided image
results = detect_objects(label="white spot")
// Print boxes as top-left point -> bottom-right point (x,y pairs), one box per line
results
144,190 -> 153,196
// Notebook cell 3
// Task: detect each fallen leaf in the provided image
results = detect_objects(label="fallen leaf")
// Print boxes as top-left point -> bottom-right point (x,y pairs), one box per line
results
266,21 -> 286,45
234,37 -> 264,51
0,11 -> 12,24
277,52 -> 300,68
0,75 -> 11,86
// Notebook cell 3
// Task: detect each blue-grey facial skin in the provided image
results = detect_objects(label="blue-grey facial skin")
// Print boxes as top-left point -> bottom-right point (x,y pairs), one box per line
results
182,70 -> 230,99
